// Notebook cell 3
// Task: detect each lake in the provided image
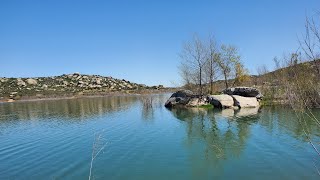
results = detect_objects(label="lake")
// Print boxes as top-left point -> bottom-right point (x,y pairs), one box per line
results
0,94 -> 320,179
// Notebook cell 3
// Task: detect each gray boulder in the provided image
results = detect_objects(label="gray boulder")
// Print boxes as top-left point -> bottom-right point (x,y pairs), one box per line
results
232,95 -> 259,108
223,87 -> 263,99
208,95 -> 234,108
170,90 -> 194,98
164,90 -> 196,108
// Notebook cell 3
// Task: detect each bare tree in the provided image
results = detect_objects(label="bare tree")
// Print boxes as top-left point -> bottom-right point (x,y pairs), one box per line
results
256,64 -> 270,86
217,45 -> 240,89
273,56 -> 282,70
296,13 -> 320,173
299,13 -> 320,74
179,35 -> 208,95
179,35 -> 244,93
256,64 -> 269,76
178,63 -> 191,86
204,36 -> 219,94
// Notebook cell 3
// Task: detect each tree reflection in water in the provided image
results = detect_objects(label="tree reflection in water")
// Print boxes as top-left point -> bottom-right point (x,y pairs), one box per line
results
167,105 -> 320,178
0,96 -> 140,122
258,106 -> 320,142
0,95 -> 319,179
168,106 -> 260,177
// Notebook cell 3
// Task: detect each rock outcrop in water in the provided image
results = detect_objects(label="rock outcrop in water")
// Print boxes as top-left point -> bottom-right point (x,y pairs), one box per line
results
232,95 -> 259,108
207,94 -> 259,108
165,87 -> 262,109
222,87 -> 263,99
207,95 -> 234,108
211,87 -> 262,108
164,90 -> 209,108
0,73 -> 165,101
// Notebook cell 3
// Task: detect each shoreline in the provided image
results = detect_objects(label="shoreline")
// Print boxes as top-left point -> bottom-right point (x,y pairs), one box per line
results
0,89 -> 175,104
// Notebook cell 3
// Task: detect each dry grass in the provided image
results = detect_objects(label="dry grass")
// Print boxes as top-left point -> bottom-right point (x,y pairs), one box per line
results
89,130 -> 107,180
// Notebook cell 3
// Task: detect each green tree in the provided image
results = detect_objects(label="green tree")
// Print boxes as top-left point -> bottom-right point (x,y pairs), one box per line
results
233,61 -> 250,86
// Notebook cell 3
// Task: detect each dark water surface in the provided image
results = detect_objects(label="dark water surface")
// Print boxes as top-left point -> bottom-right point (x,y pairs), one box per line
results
0,94 -> 320,179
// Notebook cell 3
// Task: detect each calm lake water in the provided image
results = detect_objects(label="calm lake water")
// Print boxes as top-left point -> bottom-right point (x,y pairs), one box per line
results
0,94 -> 320,180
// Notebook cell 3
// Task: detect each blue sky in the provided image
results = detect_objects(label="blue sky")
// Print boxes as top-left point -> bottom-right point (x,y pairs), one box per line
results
0,0 -> 319,86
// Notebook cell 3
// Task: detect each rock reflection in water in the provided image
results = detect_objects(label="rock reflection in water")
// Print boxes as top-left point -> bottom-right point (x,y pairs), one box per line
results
213,107 -> 260,119
171,108 -> 258,178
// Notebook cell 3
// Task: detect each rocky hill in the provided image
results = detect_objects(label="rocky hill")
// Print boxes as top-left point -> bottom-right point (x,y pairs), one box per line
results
0,73 -> 164,101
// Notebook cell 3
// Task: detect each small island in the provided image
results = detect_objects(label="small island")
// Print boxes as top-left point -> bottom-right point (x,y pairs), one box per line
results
165,87 -> 262,109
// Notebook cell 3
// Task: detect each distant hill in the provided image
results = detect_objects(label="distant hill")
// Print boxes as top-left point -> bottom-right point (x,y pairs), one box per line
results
193,59 -> 320,95
251,59 -> 320,85
0,73 -> 165,101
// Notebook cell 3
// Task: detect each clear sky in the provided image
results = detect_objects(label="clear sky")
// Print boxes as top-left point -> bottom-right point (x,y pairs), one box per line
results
0,0 -> 319,86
